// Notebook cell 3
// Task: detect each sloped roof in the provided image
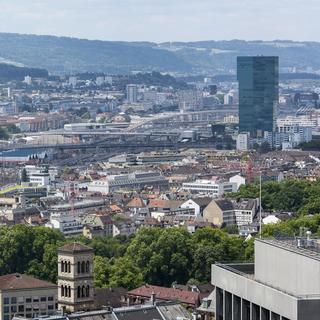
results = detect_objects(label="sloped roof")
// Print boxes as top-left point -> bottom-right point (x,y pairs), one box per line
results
147,199 -> 182,210
58,242 -> 94,253
127,284 -> 200,307
126,197 -> 146,208
215,199 -> 234,211
192,197 -> 213,207
0,273 -> 56,290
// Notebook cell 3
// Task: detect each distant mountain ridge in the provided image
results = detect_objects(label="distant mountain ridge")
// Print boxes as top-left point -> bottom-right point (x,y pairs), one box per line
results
1,33 -> 320,75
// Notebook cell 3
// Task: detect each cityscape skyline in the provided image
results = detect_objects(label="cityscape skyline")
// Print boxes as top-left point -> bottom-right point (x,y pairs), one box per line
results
0,0 -> 320,42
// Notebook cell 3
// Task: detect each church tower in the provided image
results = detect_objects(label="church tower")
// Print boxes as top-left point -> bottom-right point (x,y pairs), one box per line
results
57,243 -> 95,313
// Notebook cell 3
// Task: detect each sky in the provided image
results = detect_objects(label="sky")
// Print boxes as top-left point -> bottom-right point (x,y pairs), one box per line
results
0,0 -> 319,42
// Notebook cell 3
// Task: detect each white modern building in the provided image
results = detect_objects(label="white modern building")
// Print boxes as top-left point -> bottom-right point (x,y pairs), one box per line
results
126,84 -> 138,103
29,173 -> 50,187
88,172 -> 168,194
237,133 -> 250,151
182,178 -> 237,197
47,214 -> 83,237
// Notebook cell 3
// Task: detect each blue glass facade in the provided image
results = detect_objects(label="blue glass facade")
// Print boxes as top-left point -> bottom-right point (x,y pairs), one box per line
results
237,56 -> 279,136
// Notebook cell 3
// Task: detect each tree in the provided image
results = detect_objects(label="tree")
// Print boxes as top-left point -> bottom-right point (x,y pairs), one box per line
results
109,257 -> 143,290
94,256 -> 111,288
126,227 -> 192,286
223,224 -> 239,235
21,168 -> 28,182
0,127 -> 9,140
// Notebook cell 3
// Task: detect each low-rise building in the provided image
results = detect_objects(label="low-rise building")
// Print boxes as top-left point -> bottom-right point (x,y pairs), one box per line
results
182,179 -> 237,197
203,198 -> 258,227
0,273 -> 57,320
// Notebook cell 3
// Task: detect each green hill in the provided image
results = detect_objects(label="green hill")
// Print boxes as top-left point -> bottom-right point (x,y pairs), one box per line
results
1,33 -> 320,75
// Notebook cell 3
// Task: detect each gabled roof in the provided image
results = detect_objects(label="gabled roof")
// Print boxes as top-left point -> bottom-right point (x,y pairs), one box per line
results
58,242 -> 94,253
126,197 -> 146,208
191,197 -> 213,207
147,199 -> 182,210
127,284 -> 200,307
214,199 -> 234,211
0,273 -> 56,290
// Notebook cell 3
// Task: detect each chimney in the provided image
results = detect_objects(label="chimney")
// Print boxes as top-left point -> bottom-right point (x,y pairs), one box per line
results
150,291 -> 156,306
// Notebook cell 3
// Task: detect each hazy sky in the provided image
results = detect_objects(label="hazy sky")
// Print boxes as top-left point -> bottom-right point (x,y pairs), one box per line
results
0,0 -> 319,42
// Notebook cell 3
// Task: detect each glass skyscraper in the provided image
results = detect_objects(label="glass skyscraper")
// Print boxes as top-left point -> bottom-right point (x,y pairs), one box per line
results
237,56 -> 279,137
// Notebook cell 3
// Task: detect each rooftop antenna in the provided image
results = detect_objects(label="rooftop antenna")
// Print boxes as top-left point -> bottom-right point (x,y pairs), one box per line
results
259,170 -> 262,239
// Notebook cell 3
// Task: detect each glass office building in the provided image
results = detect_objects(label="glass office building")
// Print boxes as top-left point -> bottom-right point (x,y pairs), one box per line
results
237,56 -> 279,136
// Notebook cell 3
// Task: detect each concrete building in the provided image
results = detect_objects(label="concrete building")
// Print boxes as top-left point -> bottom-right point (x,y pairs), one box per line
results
236,133 -> 250,151
88,172 -> 168,194
178,90 -> 203,112
58,243 -> 95,313
29,173 -> 50,187
0,273 -> 57,320
212,236 -> 320,320
47,214 -> 83,237
182,179 -> 237,197
126,84 -> 138,104
203,198 -> 258,227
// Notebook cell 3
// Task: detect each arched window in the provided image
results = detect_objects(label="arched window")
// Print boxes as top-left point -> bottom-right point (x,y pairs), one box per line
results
81,261 -> 85,273
65,285 -> 68,297
77,261 -> 81,274
61,261 -> 64,273
67,261 -> 71,273
77,286 -> 81,298
86,261 -> 90,273
86,285 -> 90,297
68,286 -> 71,298
81,285 -> 85,298
61,285 -> 65,297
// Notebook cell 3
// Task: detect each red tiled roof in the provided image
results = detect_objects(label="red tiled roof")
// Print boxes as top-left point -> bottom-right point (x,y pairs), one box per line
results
126,197 -> 146,208
0,274 -> 56,290
127,284 -> 200,306
147,199 -> 182,209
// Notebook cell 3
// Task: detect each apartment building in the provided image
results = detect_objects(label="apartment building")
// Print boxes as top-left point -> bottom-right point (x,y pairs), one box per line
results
0,274 -> 57,320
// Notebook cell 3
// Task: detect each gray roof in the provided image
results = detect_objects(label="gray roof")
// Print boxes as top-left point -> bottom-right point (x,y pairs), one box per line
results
157,303 -> 192,320
215,199 -> 234,211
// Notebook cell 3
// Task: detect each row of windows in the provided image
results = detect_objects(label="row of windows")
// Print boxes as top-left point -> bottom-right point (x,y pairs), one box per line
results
61,261 -> 71,273
61,285 -> 71,298
60,261 -> 90,274
3,304 -> 54,314
60,285 -> 90,298
3,296 -> 54,305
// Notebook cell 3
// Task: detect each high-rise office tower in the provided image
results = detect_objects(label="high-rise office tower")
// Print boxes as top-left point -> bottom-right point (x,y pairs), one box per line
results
126,84 -> 138,103
237,56 -> 279,136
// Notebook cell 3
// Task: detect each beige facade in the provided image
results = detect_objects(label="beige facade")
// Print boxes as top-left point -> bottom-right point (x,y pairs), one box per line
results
57,243 -> 94,313
203,200 -> 235,227
0,274 -> 57,320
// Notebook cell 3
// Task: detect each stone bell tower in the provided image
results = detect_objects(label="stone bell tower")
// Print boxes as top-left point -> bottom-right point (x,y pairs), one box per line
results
57,242 -> 95,312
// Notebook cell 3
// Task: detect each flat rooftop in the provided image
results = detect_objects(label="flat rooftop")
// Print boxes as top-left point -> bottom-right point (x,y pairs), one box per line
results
257,238 -> 320,262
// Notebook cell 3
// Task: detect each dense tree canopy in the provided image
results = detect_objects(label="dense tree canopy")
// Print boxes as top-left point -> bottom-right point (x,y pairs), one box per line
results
2,211 -> 320,289
0,225 -> 252,288
229,179 -> 320,214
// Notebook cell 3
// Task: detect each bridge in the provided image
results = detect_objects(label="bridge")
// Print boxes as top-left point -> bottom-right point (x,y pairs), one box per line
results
127,106 -> 238,131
